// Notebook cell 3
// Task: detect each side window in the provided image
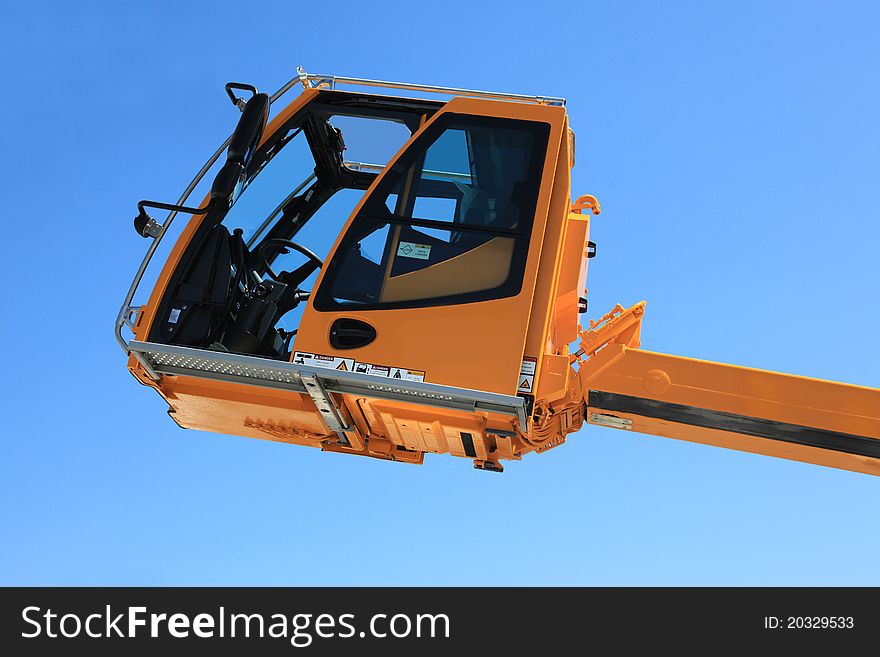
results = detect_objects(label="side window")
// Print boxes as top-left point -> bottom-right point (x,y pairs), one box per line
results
329,115 -> 412,171
315,114 -> 550,310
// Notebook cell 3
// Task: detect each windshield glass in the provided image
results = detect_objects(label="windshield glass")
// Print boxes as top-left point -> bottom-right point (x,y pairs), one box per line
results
146,91 -> 442,355
223,128 -> 315,244
219,116 -> 415,259
220,126 -> 315,245
213,113 -> 416,329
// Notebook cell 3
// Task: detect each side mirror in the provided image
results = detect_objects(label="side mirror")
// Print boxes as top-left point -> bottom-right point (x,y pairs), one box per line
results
132,83 -> 270,239
210,85 -> 271,207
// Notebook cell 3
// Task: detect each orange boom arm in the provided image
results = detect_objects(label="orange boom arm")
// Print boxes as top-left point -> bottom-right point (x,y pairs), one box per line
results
577,303 -> 880,476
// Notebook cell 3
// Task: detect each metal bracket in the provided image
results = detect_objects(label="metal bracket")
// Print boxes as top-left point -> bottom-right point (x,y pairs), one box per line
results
138,215 -> 163,239
130,350 -> 160,380
573,301 -> 646,365
299,373 -> 350,438
588,413 -> 633,430
473,458 -> 504,473
122,305 -> 142,332
571,194 -> 601,215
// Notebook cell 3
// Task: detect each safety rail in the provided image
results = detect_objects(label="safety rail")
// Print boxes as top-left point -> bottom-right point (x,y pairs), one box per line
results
296,66 -> 566,106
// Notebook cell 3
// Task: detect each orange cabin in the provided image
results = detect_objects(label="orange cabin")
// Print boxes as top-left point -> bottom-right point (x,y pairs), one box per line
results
119,70 -> 880,475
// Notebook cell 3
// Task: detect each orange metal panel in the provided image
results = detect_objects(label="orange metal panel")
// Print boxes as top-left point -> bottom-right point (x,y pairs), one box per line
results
582,346 -> 880,474
294,97 -> 568,395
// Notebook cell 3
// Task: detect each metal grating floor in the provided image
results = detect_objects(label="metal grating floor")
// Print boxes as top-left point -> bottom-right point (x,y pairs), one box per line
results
145,349 -> 302,386
128,341 -> 527,426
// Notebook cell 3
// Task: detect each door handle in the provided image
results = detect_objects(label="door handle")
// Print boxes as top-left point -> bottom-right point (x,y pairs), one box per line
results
329,318 -> 377,349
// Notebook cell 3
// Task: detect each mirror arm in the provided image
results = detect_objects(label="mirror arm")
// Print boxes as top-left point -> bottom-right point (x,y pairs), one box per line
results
225,82 -> 258,111
133,84 -> 267,238
133,199 -> 211,239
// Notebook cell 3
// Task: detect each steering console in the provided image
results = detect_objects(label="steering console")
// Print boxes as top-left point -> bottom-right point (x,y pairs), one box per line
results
257,238 -> 323,288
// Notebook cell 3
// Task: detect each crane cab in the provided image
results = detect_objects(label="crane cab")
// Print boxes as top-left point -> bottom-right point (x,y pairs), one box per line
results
120,69 -> 880,476
120,71 -> 590,471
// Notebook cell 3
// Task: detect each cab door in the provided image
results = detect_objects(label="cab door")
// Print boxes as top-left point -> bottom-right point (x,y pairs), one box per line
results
294,97 -> 567,395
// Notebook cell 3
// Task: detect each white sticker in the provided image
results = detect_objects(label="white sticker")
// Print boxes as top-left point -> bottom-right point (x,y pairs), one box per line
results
292,351 -> 355,372
294,354 -> 428,382
389,367 -> 426,383
396,241 -> 431,260
517,357 -> 537,393
168,308 -> 182,324
353,362 -> 391,377
517,374 -> 535,393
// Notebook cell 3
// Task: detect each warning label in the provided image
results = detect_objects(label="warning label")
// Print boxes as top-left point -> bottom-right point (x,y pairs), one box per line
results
353,362 -> 391,377
294,353 -> 427,383
294,352 -> 427,383
518,357 -> 537,394
389,367 -> 426,383
355,361 -> 425,382
396,241 -> 431,260
292,352 -> 355,372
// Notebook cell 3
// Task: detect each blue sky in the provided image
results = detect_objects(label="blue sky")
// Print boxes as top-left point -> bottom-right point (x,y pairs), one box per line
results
1,1 -> 878,585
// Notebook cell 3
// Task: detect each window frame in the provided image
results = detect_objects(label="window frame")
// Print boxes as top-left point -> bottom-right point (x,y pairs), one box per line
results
313,113 -> 551,312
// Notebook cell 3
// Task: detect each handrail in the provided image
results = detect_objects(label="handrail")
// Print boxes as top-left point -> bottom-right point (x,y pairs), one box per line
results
114,135 -> 231,351
295,66 -> 566,106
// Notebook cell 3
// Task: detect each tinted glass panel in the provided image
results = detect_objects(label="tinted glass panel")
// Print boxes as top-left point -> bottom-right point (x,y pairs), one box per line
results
329,115 -> 412,170
316,114 -> 550,310
222,128 -> 313,245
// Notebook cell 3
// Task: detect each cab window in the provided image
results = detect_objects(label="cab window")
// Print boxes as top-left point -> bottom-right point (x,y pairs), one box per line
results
315,114 -> 550,310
